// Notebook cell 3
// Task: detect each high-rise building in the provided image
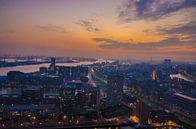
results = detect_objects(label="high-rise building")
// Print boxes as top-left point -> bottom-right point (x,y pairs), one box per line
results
151,69 -> 157,81
49,57 -> 56,72
51,57 -> 56,65
107,74 -> 124,103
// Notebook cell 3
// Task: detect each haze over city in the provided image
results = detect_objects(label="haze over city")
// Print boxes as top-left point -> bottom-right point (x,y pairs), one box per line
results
0,0 -> 196,62
0,1 -> 196,129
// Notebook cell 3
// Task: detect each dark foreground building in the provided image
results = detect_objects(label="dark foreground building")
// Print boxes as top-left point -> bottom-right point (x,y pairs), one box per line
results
107,74 -> 124,103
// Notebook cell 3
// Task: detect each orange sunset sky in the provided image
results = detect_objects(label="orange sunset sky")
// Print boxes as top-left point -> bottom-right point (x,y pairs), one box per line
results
0,0 -> 196,62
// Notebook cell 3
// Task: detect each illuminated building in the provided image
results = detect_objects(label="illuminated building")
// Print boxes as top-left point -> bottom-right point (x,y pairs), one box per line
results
133,99 -> 150,124
130,115 -> 139,123
0,104 -> 55,122
151,69 -> 157,81
148,110 -> 175,124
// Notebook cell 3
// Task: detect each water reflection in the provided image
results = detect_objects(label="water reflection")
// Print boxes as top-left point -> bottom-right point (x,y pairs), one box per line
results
0,59 -> 109,76
0,59 -> 110,96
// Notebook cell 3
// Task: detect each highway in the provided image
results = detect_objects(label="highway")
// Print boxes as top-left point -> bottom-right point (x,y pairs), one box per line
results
89,67 -> 107,84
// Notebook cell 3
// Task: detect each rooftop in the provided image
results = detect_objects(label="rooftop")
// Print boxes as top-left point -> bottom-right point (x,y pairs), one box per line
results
173,93 -> 196,101
0,104 -> 55,111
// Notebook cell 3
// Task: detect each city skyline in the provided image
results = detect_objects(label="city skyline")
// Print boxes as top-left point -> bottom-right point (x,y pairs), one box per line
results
0,0 -> 196,62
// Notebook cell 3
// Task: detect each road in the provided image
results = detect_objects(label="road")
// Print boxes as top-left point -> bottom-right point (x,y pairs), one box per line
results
89,67 -> 107,84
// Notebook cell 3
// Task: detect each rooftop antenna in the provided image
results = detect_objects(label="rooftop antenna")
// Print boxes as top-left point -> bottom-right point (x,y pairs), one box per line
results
150,57 -> 152,64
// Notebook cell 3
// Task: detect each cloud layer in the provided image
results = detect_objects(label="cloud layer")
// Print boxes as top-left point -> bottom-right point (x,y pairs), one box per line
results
157,21 -> 196,35
35,24 -> 66,33
118,0 -> 196,22
93,36 -> 196,50
76,20 -> 100,32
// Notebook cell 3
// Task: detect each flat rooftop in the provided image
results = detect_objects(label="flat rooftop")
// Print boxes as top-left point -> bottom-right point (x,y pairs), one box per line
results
0,104 -> 55,111
173,93 -> 196,101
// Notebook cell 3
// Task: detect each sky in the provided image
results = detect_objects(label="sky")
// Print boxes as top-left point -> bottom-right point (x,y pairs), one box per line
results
0,0 -> 196,62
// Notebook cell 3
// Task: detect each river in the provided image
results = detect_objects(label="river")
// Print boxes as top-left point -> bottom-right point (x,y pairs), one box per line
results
0,59 -> 111,96
0,59 -> 109,76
